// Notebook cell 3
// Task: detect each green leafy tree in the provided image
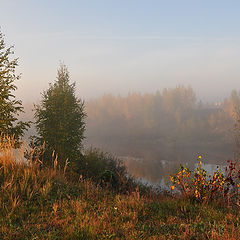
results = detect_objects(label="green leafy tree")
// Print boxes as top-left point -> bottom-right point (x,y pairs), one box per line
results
34,63 -> 86,168
0,30 -> 30,140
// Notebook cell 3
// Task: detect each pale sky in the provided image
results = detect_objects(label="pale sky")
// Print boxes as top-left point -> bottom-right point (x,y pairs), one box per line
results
1,0 -> 240,103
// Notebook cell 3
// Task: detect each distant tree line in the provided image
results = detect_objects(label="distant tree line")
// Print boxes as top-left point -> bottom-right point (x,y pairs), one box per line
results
86,87 -> 240,162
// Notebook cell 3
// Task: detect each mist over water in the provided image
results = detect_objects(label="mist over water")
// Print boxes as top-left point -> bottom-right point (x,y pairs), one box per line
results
82,87 -> 238,187
85,138 -> 233,189
21,86 -> 239,188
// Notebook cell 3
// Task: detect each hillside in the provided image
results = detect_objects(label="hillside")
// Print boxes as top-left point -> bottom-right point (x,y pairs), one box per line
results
1,138 -> 240,240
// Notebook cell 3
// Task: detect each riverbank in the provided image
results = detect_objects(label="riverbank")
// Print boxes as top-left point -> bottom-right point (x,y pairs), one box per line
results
1,146 -> 240,239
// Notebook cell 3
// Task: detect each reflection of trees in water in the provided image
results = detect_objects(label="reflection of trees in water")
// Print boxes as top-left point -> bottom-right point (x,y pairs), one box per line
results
87,135 -> 233,186
123,151 -> 231,187
123,157 -> 180,185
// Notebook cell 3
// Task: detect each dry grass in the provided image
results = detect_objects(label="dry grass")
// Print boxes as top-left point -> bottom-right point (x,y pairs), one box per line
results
1,136 -> 240,239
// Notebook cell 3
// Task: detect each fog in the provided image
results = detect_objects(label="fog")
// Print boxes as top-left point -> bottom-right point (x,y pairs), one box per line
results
15,39 -> 240,105
83,87 -> 240,185
2,0 -> 240,186
20,86 -> 240,186
2,1 -> 240,105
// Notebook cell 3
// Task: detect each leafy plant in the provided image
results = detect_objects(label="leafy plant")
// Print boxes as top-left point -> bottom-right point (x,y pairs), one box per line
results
170,156 -> 240,206
0,30 -> 30,141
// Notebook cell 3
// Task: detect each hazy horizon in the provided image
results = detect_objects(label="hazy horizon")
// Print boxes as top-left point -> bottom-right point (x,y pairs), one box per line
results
1,1 -> 240,104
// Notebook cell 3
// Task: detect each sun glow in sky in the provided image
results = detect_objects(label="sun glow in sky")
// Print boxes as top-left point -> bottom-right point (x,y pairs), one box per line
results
1,0 -> 240,103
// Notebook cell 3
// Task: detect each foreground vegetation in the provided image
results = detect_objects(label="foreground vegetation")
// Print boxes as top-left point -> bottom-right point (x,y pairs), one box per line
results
1,138 -> 240,240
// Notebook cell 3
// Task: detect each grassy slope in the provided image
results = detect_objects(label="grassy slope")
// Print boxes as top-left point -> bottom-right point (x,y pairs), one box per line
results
0,144 -> 240,239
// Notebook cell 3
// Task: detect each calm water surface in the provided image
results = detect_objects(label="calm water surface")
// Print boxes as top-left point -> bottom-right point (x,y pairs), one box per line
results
121,153 -> 231,190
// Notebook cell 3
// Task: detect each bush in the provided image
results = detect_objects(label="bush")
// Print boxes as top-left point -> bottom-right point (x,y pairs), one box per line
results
80,148 -> 130,191
170,156 -> 240,206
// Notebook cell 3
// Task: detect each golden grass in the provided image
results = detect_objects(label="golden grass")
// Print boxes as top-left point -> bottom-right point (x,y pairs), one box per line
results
0,136 -> 240,239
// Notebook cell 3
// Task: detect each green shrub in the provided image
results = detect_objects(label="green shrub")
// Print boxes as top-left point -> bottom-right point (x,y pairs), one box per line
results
80,148 -> 131,191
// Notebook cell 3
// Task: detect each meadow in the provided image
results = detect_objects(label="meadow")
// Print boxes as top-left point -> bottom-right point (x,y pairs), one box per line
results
1,137 -> 240,240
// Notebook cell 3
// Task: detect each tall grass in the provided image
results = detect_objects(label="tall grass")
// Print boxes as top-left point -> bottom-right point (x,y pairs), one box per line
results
1,136 -> 240,239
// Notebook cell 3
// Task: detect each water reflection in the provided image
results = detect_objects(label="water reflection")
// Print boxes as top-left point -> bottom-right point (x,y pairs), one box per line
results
122,154 -> 231,190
